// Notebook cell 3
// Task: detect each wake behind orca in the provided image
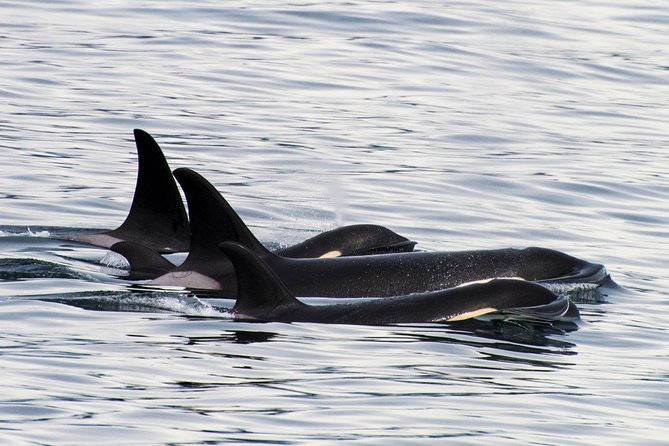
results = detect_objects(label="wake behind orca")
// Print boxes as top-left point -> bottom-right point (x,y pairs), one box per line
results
139,167 -> 609,297
57,130 -> 416,260
220,241 -> 580,325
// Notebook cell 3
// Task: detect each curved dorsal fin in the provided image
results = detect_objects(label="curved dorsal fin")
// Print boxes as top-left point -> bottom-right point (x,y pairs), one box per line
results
106,129 -> 190,252
110,241 -> 176,280
219,241 -> 303,318
171,168 -> 272,273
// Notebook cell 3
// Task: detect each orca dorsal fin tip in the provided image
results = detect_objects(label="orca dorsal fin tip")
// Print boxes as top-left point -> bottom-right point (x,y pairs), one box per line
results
107,130 -> 190,253
133,128 -> 149,139
172,168 -> 272,258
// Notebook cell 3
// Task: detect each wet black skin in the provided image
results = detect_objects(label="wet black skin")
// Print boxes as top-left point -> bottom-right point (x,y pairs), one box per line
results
143,168 -> 608,298
58,129 -> 415,260
221,241 -> 578,325
57,129 -> 189,253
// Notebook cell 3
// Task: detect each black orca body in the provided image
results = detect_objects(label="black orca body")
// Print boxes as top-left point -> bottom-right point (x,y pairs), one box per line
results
58,130 -> 416,259
58,129 -> 191,253
113,223 -> 416,280
221,241 -> 580,325
144,168 -> 609,297
274,224 -> 416,258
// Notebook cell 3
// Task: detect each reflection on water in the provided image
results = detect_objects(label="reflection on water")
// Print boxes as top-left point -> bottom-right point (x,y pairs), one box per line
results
189,330 -> 280,345
401,321 -> 578,352
2,0 -> 669,444
0,236 -> 658,445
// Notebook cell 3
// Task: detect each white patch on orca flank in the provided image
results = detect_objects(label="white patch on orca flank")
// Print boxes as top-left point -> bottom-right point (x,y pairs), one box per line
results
444,307 -> 498,322
319,250 -> 342,258
454,277 -> 525,288
66,233 -> 124,249
151,271 -> 222,290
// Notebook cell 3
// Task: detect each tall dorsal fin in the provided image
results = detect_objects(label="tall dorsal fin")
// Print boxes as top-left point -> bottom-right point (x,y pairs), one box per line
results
110,241 -> 176,280
171,168 -> 272,272
219,241 -> 304,318
106,129 -> 190,252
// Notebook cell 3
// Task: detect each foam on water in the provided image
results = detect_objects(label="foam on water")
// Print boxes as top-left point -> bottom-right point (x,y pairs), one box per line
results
540,281 -> 605,303
101,292 -> 225,317
0,228 -> 51,238
99,250 -> 130,270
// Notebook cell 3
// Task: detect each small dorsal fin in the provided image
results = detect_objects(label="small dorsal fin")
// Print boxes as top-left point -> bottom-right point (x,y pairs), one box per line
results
171,168 -> 272,273
219,241 -> 304,318
110,241 -> 176,280
106,130 -> 190,252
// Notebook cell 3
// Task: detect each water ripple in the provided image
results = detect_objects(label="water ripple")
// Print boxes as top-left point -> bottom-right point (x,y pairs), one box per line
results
1,0 -> 668,444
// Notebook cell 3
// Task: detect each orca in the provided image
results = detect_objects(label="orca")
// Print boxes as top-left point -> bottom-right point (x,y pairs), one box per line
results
57,129 -> 191,253
112,223 -> 416,280
273,224 -> 416,258
143,167 -> 609,297
58,130 -> 416,259
110,240 -> 178,280
220,241 -> 580,325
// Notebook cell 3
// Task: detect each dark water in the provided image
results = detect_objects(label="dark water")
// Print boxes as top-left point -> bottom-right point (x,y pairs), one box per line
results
1,1 -> 668,444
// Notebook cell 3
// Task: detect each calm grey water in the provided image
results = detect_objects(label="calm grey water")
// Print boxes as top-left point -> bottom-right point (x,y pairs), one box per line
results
1,1 -> 668,444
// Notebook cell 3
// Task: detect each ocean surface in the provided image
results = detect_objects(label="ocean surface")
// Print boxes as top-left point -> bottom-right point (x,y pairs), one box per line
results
1,1 -> 668,444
